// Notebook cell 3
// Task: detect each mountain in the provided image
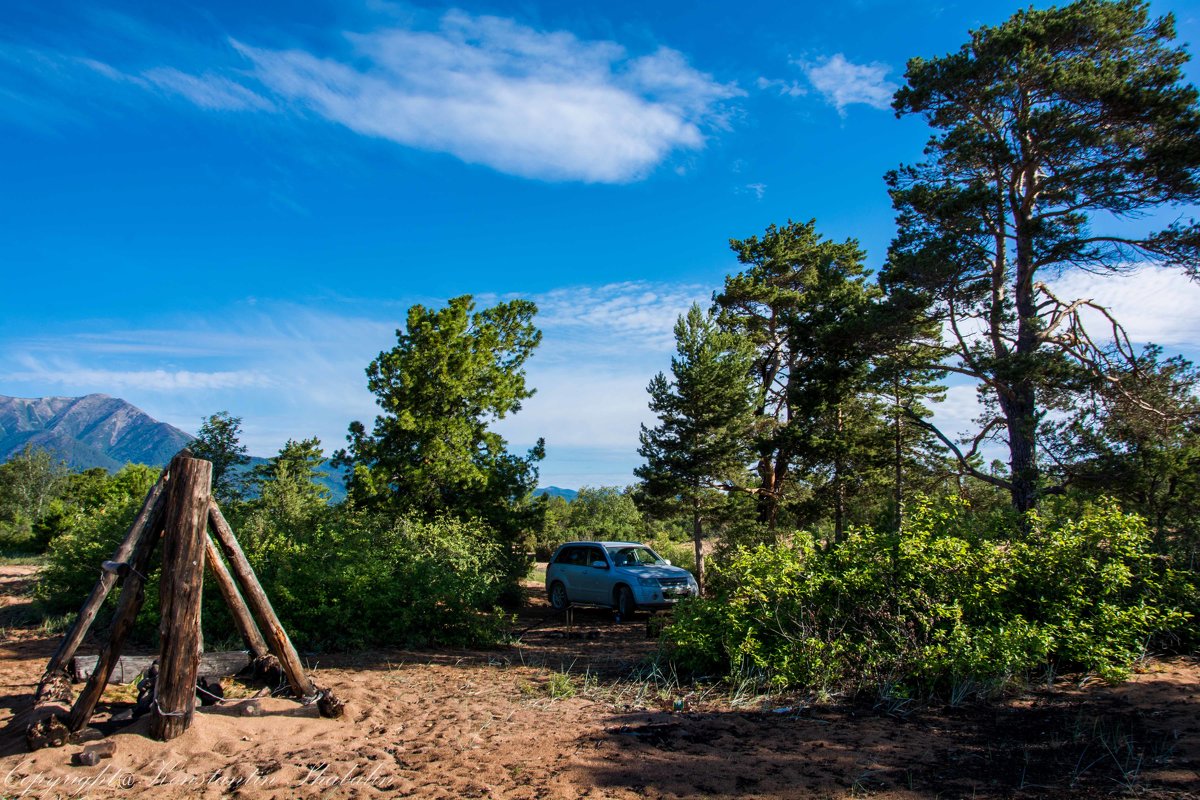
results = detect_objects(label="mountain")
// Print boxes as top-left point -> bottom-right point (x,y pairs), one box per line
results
1,394 -> 566,504
0,394 -> 193,470
534,486 -> 578,501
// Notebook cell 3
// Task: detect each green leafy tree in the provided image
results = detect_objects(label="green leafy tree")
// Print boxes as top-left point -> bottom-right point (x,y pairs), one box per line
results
717,220 -> 923,539
337,295 -> 545,595
884,0 -> 1200,514
249,437 -> 330,507
636,304 -> 757,590
241,438 -> 331,554
1050,347 -> 1200,553
716,220 -> 883,529
0,445 -> 69,550
191,411 -> 250,505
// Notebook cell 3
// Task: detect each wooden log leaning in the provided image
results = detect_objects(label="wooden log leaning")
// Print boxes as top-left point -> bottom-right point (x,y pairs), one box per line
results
150,456 -> 212,741
207,500 -> 315,698
66,496 -> 165,734
35,469 -> 168,704
204,535 -> 270,661
71,652 -> 252,684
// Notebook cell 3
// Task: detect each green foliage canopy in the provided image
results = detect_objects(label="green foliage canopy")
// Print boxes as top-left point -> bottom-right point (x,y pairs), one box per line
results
338,295 -> 545,593
884,0 -> 1200,513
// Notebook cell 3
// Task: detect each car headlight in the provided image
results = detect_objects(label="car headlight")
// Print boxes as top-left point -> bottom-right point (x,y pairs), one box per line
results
687,576 -> 699,592
637,576 -> 657,587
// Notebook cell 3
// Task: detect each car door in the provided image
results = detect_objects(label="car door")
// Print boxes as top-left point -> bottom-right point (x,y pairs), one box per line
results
573,545 -> 612,604
553,546 -> 591,603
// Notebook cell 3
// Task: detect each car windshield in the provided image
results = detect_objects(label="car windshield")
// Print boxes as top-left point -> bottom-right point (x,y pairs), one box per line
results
606,546 -> 665,567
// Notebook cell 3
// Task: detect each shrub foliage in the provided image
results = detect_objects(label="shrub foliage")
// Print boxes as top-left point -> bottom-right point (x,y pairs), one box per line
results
664,496 -> 1194,694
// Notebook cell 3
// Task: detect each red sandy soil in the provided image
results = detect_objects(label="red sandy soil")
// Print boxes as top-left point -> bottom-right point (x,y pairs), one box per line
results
1,563 -> 1197,799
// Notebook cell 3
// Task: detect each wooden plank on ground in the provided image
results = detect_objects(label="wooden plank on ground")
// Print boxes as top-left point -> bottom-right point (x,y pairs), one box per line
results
71,652 -> 252,684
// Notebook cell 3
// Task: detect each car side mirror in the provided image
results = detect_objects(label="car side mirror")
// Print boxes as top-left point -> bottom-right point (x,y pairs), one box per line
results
591,560 -> 609,569
663,559 -> 672,566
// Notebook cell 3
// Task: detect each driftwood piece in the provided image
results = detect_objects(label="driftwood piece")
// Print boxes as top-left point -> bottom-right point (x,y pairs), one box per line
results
71,651 -> 252,684
150,456 -> 211,742
36,469 -> 168,703
35,671 -> 74,706
314,685 -> 345,719
65,482 -> 165,735
208,501 -> 315,698
205,535 -> 270,660
27,715 -> 69,751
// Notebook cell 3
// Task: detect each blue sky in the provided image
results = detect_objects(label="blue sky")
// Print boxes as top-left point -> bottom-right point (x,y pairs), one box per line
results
3,0 -> 1200,488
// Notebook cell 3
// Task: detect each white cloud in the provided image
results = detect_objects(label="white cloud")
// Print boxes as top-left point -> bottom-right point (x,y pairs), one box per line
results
1,282 -> 712,486
524,280 -> 710,358
1046,266 -> 1200,351
232,12 -> 740,182
743,182 -> 766,199
142,67 -> 274,111
802,53 -> 897,114
755,76 -> 806,98
7,359 -> 274,391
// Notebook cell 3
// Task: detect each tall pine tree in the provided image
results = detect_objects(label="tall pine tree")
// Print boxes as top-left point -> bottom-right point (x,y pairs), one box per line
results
636,304 -> 756,591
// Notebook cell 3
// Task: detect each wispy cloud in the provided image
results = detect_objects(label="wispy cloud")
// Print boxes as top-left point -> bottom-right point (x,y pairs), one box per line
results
755,76 -> 806,98
142,67 -> 274,111
2,9 -> 738,183
801,53 -> 897,114
231,12 -> 740,182
0,282 -> 709,485
512,280 -> 710,358
7,359 -> 274,391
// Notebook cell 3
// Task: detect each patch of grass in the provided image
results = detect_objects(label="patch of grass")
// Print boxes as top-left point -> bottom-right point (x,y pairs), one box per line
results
545,671 -> 576,699
0,552 -> 46,566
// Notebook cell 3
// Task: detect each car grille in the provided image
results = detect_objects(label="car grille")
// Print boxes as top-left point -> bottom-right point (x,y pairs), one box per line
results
658,578 -> 689,589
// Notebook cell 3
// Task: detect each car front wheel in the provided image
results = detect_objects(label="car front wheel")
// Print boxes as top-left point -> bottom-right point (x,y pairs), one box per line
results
549,582 -> 569,611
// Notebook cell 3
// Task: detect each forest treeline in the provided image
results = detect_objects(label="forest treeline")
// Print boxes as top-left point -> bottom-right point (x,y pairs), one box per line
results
3,0 -> 1199,697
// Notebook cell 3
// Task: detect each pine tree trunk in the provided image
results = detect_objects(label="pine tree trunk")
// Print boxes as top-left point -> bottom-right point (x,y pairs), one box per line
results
1008,221 -> 1040,516
692,501 -> 704,596
834,407 -> 845,542
893,377 -> 904,532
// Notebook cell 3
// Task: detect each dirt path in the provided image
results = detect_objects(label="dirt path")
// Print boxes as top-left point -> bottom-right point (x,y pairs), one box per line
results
0,564 -> 1196,798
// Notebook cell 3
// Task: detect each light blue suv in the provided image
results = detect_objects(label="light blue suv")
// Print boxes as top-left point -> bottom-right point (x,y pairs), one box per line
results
545,541 -> 699,618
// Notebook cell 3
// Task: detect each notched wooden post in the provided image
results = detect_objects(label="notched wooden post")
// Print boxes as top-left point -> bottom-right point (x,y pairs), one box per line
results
207,500 -> 316,699
36,468 -> 168,704
150,456 -> 212,741
204,535 -> 270,662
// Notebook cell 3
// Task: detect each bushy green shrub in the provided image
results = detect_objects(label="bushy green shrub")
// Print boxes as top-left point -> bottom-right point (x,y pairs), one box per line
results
243,510 -> 510,650
37,465 -> 512,650
664,496 -> 1194,695
35,465 -> 161,634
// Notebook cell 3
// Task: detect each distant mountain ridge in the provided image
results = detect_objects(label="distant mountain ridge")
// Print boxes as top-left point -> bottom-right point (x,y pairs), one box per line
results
534,486 -> 578,501
0,394 -> 193,470
0,394 -> 566,504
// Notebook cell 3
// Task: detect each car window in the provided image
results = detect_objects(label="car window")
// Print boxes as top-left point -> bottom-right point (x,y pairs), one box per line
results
606,547 -> 664,566
555,546 -> 582,566
587,546 -> 607,566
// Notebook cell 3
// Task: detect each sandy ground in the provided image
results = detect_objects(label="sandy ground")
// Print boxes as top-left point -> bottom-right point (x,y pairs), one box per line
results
0,563 -> 1197,799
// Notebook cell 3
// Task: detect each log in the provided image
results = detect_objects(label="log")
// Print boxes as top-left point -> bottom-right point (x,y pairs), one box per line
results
36,468 -> 168,703
204,535 -> 270,660
66,498 -> 163,734
150,456 -> 211,741
71,651 -> 252,684
208,501 -> 315,698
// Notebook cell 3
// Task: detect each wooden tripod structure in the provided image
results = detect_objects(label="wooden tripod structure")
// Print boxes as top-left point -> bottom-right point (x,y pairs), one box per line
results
30,450 -> 341,747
